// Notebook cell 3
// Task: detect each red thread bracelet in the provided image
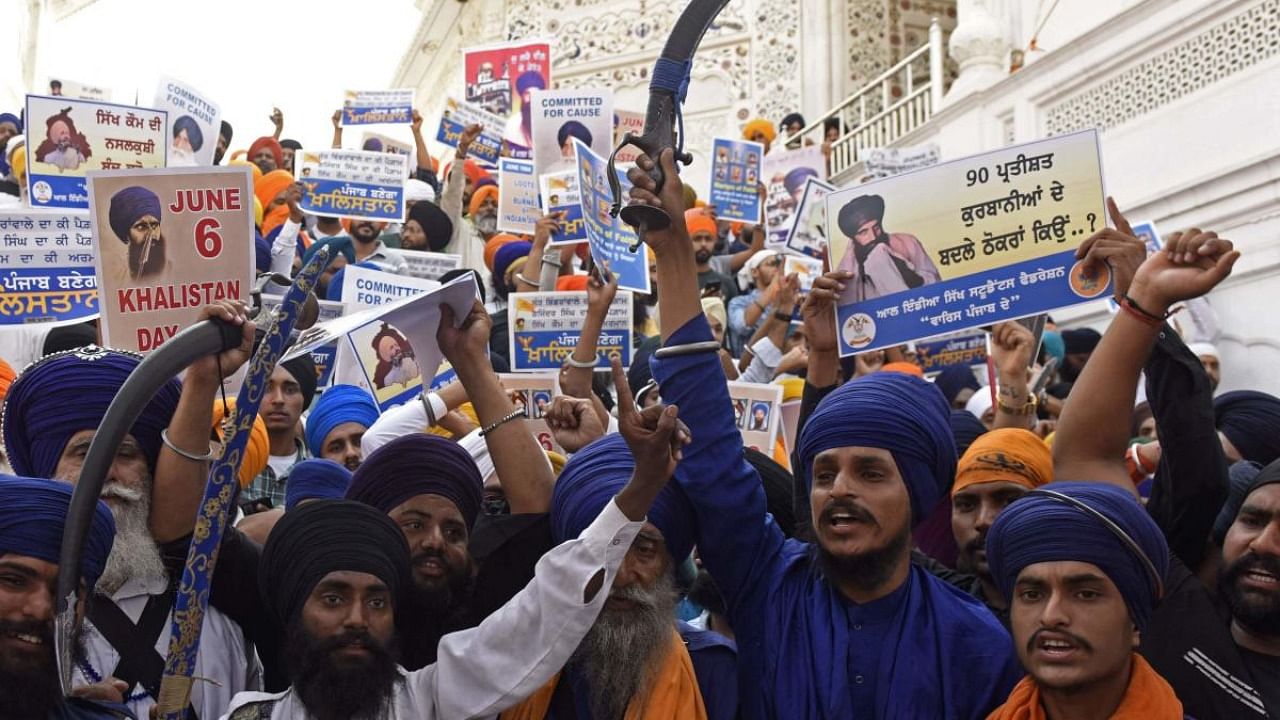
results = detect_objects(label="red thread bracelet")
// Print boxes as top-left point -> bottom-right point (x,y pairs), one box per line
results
1119,296 -> 1164,327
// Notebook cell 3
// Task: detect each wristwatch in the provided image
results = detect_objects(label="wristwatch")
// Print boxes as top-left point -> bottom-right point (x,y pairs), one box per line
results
996,391 -> 1038,416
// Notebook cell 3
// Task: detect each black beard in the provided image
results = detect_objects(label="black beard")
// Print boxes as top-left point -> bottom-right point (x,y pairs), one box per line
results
1219,553 -> 1280,636
286,623 -> 401,720
397,552 -> 475,670
0,619 -> 88,720
127,234 -> 166,278
694,249 -> 712,265
815,514 -> 911,595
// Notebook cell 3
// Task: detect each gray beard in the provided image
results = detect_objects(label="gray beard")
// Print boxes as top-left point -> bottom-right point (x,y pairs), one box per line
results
476,214 -> 498,235
571,569 -> 678,720
96,479 -> 166,595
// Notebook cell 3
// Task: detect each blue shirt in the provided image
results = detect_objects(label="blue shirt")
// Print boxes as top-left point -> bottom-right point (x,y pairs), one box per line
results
726,288 -> 764,355
651,315 -> 1024,720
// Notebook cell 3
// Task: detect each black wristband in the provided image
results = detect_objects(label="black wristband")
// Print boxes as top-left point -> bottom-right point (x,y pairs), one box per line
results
773,311 -> 793,322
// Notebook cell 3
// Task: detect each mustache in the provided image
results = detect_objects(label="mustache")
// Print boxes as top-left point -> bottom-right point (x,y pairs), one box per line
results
606,582 -> 662,610
100,483 -> 144,504
1027,627 -> 1093,655
820,499 -> 879,527
0,619 -> 54,645
317,629 -> 383,654
964,532 -> 987,556
1224,552 -> 1280,586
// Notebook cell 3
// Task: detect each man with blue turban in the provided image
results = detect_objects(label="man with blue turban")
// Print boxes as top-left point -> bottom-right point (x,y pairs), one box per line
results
627,152 -> 1019,719
505,70 -> 546,150
985,482 -> 1183,718
106,185 -> 169,281
0,111 -> 21,178
1215,390 -> 1280,467
284,459 -> 353,511
0,475 -> 121,719
501,432 -> 737,720
304,385 -> 381,471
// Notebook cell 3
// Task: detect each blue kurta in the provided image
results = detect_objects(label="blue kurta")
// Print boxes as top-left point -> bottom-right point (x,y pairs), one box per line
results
650,315 -> 1024,720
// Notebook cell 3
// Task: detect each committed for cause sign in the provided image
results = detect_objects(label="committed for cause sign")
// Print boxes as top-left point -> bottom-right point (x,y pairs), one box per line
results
827,129 -> 1108,356
0,211 -> 98,326
155,77 -> 221,167
88,166 -> 254,353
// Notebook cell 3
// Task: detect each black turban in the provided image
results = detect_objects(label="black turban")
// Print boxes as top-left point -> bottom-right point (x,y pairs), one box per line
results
279,138 -> 302,151
949,409 -> 989,457
407,200 -> 454,252
1061,328 -> 1101,355
219,120 -> 234,143
173,115 -> 203,151
108,186 -> 162,243
745,447 -> 798,539
259,335 -> 318,410
837,195 -> 885,238
259,499 -> 410,625
347,434 -> 484,529
1215,390 -> 1280,466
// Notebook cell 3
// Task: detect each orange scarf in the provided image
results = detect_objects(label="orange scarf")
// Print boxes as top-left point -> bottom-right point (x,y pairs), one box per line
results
501,628 -> 708,720
986,654 -> 1183,720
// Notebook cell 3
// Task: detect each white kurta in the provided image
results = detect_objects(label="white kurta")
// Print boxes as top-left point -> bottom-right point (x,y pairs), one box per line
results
76,574 -> 262,720
221,499 -> 642,720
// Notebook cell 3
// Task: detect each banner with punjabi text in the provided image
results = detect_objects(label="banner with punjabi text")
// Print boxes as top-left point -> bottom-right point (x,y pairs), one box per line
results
26,95 -> 168,210
709,138 -> 763,224
508,291 -> 632,371
342,89 -> 414,126
827,129 -> 1108,356
298,150 -> 407,223
87,166 -> 254,353
0,211 -> 99,326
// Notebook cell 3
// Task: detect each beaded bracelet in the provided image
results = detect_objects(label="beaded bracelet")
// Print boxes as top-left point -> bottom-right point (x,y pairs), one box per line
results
480,407 -> 525,437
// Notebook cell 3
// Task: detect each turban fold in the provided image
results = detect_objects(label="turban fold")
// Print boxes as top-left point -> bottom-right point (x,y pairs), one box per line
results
108,186 -> 162,243
473,176 -> 498,191
1040,330 -> 1065,363
1061,328 -> 1101,355
304,385 -> 380,454
211,397 -> 270,488
556,274 -> 590,292
1213,460 -> 1263,544
557,121 -> 592,148
469,185 -> 499,218
738,249 -> 779,290
515,71 -> 546,95
484,231 -> 521,270
684,208 -> 717,238
2,346 -> 182,479
229,158 -> 263,184
280,354 -> 318,411
406,200 -> 453,252
404,178 -> 435,204
784,167 -> 818,195
279,138 -> 302,151
0,475 -> 114,589
347,434 -> 483,528
953,428 -> 1052,497
259,499 -> 410,624
552,433 -> 696,563
742,118 -> 776,144
797,372 -> 956,524
173,115 -> 204,151
882,362 -> 923,378
700,296 -> 727,332
248,136 -> 283,168
254,169 -> 294,211
285,459 -> 354,510
0,357 -> 14,406
301,234 -> 355,269
449,159 -> 488,185
261,204 -> 290,241
1214,390 -> 1280,465
949,409 -> 988,457
493,241 -> 533,285
780,113 -> 806,130
933,365 -> 980,406
362,138 -> 384,152
837,195 -> 885,238
0,113 -> 22,132
987,481 -> 1169,632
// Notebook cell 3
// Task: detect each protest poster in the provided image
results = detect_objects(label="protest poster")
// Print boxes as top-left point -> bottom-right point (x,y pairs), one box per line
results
463,40 -> 552,156
498,372 -> 565,454
709,138 -> 763,224
728,381 -> 784,455
574,139 -> 650,294
863,143 -> 941,181
285,274 -> 478,411
826,129 -> 1108,356
496,158 -> 542,235
341,263 -> 439,313
342,89 -> 414,126
508,291 -> 632,371
781,253 -> 824,293
0,211 -> 98,326
612,109 -> 646,165
916,329 -> 988,374
360,132 -> 413,160
154,77 -> 221,167
1105,220 -> 1160,314
297,149 -> 407,223
763,145 -> 826,247
261,295 -> 345,388
46,78 -> 111,102
785,177 -> 837,259
401,249 -> 462,281
530,88 -> 612,179
435,98 -> 505,165
540,172 -> 587,245
25,95 -> 168,210
87,166 -> 253,353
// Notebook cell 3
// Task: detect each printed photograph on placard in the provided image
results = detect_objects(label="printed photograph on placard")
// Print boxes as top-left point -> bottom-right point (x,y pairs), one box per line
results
463,40 -> 552,156
530,88 -> 613,178
540,172 -> 587,245
728,381 -> 784,455
709,137 -> 764,224
763,145 -> 826,247
785,177 -> 837,259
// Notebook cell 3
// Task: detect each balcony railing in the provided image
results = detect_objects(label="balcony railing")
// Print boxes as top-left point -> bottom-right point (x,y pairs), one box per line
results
781,19 -> 945,184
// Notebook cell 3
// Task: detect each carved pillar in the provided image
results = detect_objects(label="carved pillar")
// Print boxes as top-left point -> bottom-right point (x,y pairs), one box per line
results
944,0 -> 1008,105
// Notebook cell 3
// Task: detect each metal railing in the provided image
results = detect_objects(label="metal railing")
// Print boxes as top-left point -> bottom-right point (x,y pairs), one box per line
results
781,19 -> 945,183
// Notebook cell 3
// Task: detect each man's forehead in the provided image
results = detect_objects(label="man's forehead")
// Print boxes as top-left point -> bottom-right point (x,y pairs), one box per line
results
65,429 -> 140,447
1242,483 -> 1280,513
814,446 -> 895,464
0,554 -> 59,581
953,479 -> 1030,501
1016,559 -> 1112,585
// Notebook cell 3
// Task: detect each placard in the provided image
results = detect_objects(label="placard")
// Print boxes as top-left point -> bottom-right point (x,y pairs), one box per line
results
781,253 -> 824,293
784,177 -> 836,259
342,89 -> 414,126
0,211 -> 98,326
540,171 -> 587,245
508,291 -> 632,371
46,78 -> 111,102
709,137 -> 763,223
574,139 -> 650,294
261,295 -> 345,388
435,98 -> 505,165
154,76 -> 221,167
87,166 -> 253,353
530,88 -> 612,179
463,40 -> 552,155
915,329 -> 988,374
763,145 -> 825,247
498,372 -> 565,454
827,129 -> 1108,356
863,143 -> 941,182
728,380 -> 784,455
497,157 -> 542,235
297,149 -> 407,223
612,109 -> 646,165
341,263 -> 439,312
401,249 -> 462,281
26,95 -> 168,209
360,132 -> 413,161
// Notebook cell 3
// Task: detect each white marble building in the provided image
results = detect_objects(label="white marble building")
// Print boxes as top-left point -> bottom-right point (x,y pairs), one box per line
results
393,0 -> 1280,395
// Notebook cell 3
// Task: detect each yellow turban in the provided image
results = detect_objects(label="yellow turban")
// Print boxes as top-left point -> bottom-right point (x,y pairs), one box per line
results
211,398 -> 270,488
952,428 -> 1052,497
742,118 -> 777,144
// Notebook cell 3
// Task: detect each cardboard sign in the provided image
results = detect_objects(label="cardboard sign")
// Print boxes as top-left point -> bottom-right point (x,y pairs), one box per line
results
26,95 -> 168,209
436,98 -> 505,165
496,158 -> 542,235
827,129 -> 1108,356
574,140 -> 649,294
709,138 -> 764,223
612,109 -> 646,165
540,171 -> 587,245
87,166 -> 253,353
341,264 -> 439,313
0,211 -> 98,325
728,380 -> 785,455
916,329 -> 989,374
46,78 -> 111,102
863,143 -> 941,181
297,150 -> 407,223
763,145 -> 825,247
342,89 -> 414,126
530,88 -> 613,179
463,40 -> 552,156
508,291 -> 632,371
781,253 -> 824,293
401,249 -> 462,281
784,177 -> 836,259
154,77 -> 221,167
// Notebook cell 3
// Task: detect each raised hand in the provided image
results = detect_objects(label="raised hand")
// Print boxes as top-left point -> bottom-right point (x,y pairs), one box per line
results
586,260 -> 619,311
437,300 -> 492,365
989,320 -> 1036,382
458,123 -> 484,158
286,183 -> 305,223
185,301 -> 254,386
271,107 -> 284,132
533,212 -> 562,247
612,357 -> 690,483
1075,197 -> 1148,299
411,109 -> 424,133
544,395 -> 607,452
801,270 -> 851,353
1129,228 -> 1240,314
626,149 -> 690,257
331,110 -> 342,130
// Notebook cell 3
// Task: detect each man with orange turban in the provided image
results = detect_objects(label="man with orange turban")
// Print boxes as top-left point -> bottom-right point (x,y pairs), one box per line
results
248,136 -> 283,173
469,183 -> 500,240
686,208 -> 737,302
211,397 -> 270,488
947,428 -> 1053,625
